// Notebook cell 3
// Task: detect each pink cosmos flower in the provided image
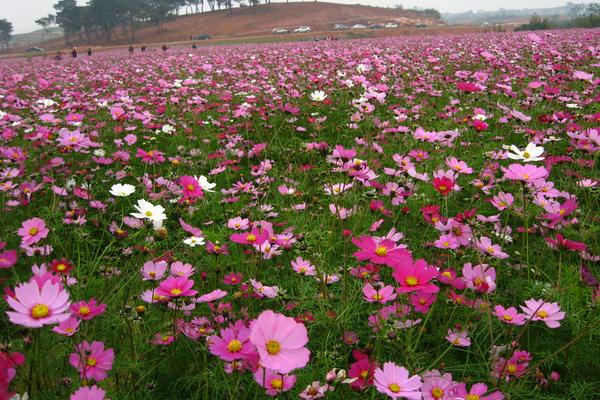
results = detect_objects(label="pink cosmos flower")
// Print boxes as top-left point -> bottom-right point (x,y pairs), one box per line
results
422,370 -> 454,400
152,333 -> 176,346
170,261 -> 195,278
352,236 -> 412,267
393,259 -> 439,293
501,164 -> 548,183
493,305 -> 526,325
446,329 -> 471,347
449,383 -> 504,400
446,157 -> 473,174
52,316 -> 81,336
291,257 -> 317,276
491,192 -> 514,211
373,362 -> 422,399
227,217 -> 250,230
434,234 -> 459,250
69,341 -> 115,382
249,310 -> 310,374
6,279 -> 71,328
69,298 -> 107,320
223,272 -> 243,285
299,381 -> 331,399
156,276 -> 198,299
17,217 -> 49,246
253,367 -> 297,396
363,283 -> 397,304
208,320 -> 256,362
462,263 -> 496,293
70,385 -> 106,400
230,228 -> 270,246
1,350 -> 25,399
476,237 -> 509,259
140,261 -> 168,281
135,148 -> 165,164
520,299 -> 565,328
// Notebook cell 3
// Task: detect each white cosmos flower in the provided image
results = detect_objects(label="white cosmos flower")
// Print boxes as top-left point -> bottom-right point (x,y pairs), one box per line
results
110,183 -> 136,197
506,142 -> 545,162
309,90 -> 327,102
183,236 -> 205,247
161,124 -> 175,134
131,199 -> 167,224
194,175 -> 216,192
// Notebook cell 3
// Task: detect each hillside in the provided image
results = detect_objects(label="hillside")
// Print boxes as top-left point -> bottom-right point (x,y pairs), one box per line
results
17,2 -> 439,51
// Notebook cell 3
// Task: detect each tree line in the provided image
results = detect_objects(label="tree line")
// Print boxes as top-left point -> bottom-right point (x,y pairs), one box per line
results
50,0 -> 273,45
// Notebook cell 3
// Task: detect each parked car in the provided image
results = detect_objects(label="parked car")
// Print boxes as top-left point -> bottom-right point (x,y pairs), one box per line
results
416,23 -> 427,28
368,23 -> 385,29
384,22 -> 399,29
25,47 -> 44,52
350,24 -> 367,30
272,28 -> 288,35
193,34 -> 212,40
333,23 -> 349,31
294,26 -> 311,33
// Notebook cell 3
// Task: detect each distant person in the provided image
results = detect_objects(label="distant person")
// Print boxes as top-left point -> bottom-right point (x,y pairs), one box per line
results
141,45 -> 146,52
128,46 -> 134,54
192,43 -> 197,49
71,47 -> 77,58
54,50 -> 63,61
87,47 -> 92,56
161,44 -> 168,51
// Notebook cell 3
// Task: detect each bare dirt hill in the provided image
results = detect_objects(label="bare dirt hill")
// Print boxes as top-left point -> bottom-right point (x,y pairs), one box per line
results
17,2 -> 439,51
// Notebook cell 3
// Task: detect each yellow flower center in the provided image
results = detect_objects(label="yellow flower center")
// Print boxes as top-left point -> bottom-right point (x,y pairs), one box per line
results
145,210 -> 153,217
162,335 -> 171,342
360,370 -> 369,379
438,185 -> 447,191
523,151 -> 530,158
65,327 -> 74,333
389,383 -> 401,393
507,364 -> 517,374
55,263 -> 67,271
186,184 -> 195,191
214,245 -> 221,251
31,304 -> 49,319
227,339 -> 242,353
271,378 -> 283,390
474,278 -> 484,286
503,314 -> 513,321
536,310 -> 548,318
405,276 -> 418,286
466,395 -> 480,400
170,288 -> 182,296
78,306 -> 91,316
86,357 -> 97,367
149,271 -> 156,278
442,271 -> 452,278
374,246 -> 388,256
28,227 -> 39,235
265,339 -> 281,355
246,234 -> 257,242
432,387 -> 444,398
372,293 -> 383,301
486,246 -> 495,254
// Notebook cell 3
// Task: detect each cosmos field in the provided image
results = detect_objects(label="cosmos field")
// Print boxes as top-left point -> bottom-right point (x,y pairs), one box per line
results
0,29 -> 599,399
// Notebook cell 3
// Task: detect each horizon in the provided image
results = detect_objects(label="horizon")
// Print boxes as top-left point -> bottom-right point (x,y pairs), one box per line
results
3,0 -> 596,34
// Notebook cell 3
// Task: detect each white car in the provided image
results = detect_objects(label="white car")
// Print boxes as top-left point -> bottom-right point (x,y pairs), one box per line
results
384,23 -> 399,29
351,24 -> 367,30
272,27 -> 288,34
294,26 -> 311,33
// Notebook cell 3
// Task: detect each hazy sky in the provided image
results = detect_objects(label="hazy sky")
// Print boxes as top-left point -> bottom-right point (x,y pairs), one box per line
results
3,0 -> 593,33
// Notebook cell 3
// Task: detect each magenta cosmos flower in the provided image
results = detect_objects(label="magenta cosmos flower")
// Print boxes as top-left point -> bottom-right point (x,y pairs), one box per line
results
374,362 -> 422,399
393,259 -> 439,294
501,164 -> 548,184
17,217 -> 49,246
69,298 -> 107,320
363,283 -> 397,304
230,228 -> 270,246
208,320 -> 256,362
71,385 -> 106,400
352,236 -> 411,267
520,299 -> 565,328
155,276 -> 198,299
493,305 -> 526,326
6,279 -> 70,328
179,175 -> 204,201
140,260 -> 168,281
69,341 -> 115,382
249,310 -> 310,374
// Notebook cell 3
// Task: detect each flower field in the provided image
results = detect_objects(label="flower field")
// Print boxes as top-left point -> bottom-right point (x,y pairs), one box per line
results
1,29 -> 599,399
